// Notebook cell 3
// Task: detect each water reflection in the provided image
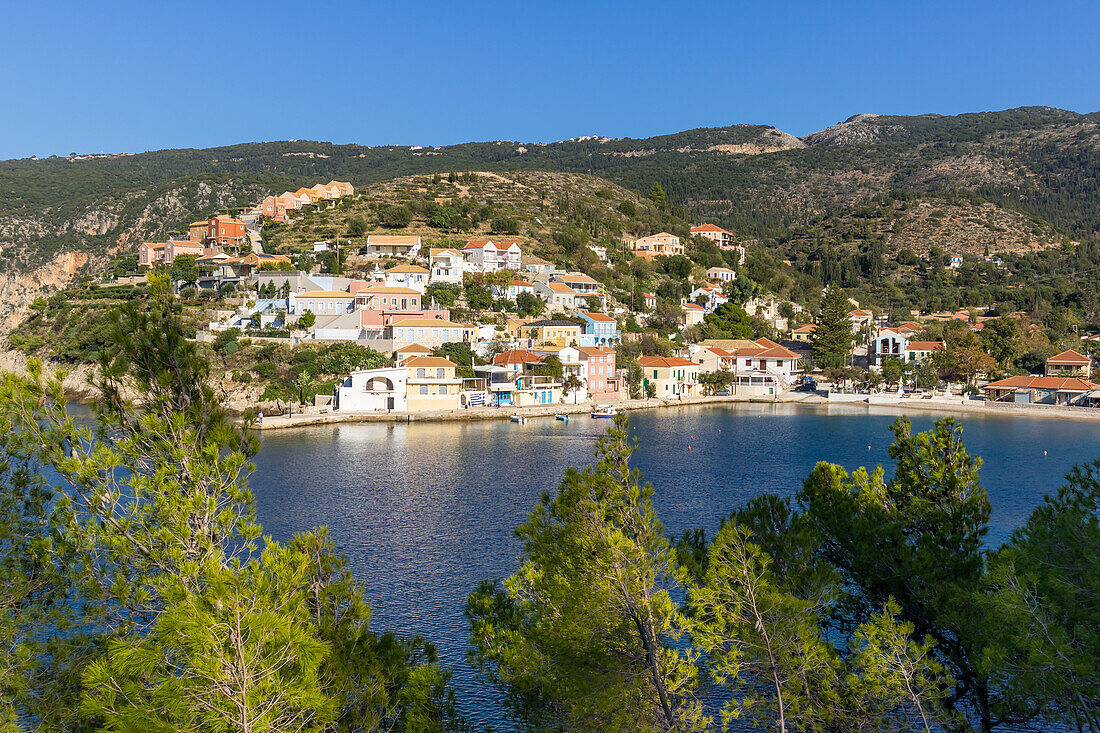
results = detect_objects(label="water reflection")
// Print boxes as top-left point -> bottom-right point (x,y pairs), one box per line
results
251,403 -> 1099,729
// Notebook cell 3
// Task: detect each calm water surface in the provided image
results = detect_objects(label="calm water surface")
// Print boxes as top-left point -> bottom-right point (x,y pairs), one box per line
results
251,403 -> 1099,729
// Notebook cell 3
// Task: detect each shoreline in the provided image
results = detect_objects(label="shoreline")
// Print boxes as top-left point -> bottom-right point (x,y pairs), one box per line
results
248,391 -> 1100,431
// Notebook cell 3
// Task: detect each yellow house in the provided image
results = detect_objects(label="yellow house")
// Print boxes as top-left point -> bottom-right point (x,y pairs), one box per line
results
404,357 -> 462,411
521,319 -> 582,347
638,356 -> 700,397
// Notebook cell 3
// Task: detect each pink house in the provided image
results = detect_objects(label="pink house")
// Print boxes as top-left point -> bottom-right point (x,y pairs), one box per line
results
578,346 -> 622,400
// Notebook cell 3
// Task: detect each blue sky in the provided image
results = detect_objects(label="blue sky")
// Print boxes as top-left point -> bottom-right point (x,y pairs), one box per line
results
1,0 -> 1097,159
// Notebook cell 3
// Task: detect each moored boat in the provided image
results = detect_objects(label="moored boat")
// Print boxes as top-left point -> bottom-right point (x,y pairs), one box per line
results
590,404 -> 618,418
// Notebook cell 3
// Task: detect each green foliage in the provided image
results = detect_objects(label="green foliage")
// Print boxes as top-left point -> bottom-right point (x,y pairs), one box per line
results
382,205 -> 413,228
698,302 -> 754,340
467,415 -> 706,731
464,283 -> 493,311
297,309 -> 316,330
800,417 -> 995,728
0,276 -> 465,730
515,290 -> 544,317
810,285 -> 854,368
977,462 -> 1100,727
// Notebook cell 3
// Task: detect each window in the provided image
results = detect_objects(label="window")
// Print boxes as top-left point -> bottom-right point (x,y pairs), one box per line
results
439,385 -> 448,395
416,368 -> 426,378
436,368 -> 444,379
419,385 -> 428,395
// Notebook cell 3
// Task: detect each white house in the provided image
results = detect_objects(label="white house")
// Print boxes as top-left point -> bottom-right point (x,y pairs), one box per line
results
289,290 -> 355,316
384,264 -> 430,293
429,248 -> 467,284
335,367 -> 407,412
689,286 -> 728,312
706,267 -> 737,283
495,279 -> 535,301
535,281 -> 582,310
462,239 -> 522,273
364,235 -> 422,258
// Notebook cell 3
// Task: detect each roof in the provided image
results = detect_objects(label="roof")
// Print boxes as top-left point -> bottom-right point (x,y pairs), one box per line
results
906,341 -> 943,351
555,273 -> 598,284
576,346 -> 615,357
367,235 -> 421,244
511,279 -> 533,287
691,223 -> 732,234
404,357 -> 457,368
395,343 -> 432,353
684,303 -> 705,310
493,350 -> 544,365
643,292 -> 656,299
898,321 -> 922,330
389,318 -> 471,328
142,242 -> 166,249
707,266 -> 736,273
700,339 -> 758,351
429,247 -> 462,256
638,356 -> 696,368
356,286 -> 421,295
522,254 -> 553,265
546,283 -> 577,294
526,319 -> 581,328
985,376 -> 1096,391
792,324 -> 816,332
580,311 -> 615,321
464,239 -> 493,249
297,290 -> 354,298
848,309 -> 873,317
386,264 -> 429,274
734,344 -> 803,359
1047,349 -> 1092,365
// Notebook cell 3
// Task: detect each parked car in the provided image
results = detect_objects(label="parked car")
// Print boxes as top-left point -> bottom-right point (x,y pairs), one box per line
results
715,389 -> 731,396
795,378 -> 818,392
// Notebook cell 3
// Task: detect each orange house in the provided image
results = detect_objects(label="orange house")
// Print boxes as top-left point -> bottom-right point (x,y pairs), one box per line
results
189,216 -> 248,249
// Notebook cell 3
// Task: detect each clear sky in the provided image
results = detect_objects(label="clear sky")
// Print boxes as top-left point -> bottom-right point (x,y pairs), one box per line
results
2,0 -> 1097,160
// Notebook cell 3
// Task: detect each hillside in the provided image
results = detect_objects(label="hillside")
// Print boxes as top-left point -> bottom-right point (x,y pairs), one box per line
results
263,170 -> 671,264
4,107 -> 1100,273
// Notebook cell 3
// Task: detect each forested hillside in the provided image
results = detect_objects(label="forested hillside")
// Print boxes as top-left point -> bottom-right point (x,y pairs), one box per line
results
2,106 -> 1100,322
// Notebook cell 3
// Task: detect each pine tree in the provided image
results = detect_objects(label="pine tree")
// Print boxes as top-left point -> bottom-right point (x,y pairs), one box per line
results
648,182 -> 666,207
810,285 -> 854,368
467,414 -> 707,731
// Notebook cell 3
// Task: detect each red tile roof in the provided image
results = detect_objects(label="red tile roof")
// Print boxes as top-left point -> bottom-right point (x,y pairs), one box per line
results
985,376 -> 1096,391
1047,349 -> 1091,365
638,356 -> 696,368
581,311 -> 614,321
691,223 -> 731,234
906,341 -> 943,351
493,350 -> 544,365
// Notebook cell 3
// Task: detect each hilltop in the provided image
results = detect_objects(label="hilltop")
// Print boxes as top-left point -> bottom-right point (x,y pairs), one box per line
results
263,170 -> 672,263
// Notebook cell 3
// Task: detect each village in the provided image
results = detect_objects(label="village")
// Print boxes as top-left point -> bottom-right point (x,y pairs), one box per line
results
128,179 -> 1100,424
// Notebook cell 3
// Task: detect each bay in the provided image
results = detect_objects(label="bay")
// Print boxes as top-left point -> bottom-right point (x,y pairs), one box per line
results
250,403 -> 1100,729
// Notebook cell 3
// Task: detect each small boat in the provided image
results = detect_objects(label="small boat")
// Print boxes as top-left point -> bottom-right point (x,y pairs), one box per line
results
555,414 -> 569,422
510,415 -> 528,423
591,405 -> 618,418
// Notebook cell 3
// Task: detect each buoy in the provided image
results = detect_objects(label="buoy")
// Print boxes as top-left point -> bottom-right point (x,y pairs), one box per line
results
1044,450 -> 1047,456
688,445 -> 692,451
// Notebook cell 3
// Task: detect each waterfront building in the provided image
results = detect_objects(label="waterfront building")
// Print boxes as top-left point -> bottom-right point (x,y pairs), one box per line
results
429,248 -> 467,284
639,356 -> 700,397
983,376 -> 1097,405
335,367 -> 407,412
405,357 -> 463,411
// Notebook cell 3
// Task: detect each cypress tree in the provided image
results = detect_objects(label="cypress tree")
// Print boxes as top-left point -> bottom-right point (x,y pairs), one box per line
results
810,285 -> 854,368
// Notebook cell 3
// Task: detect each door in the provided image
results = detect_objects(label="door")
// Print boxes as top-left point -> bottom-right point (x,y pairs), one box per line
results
387,397 -> 395,410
